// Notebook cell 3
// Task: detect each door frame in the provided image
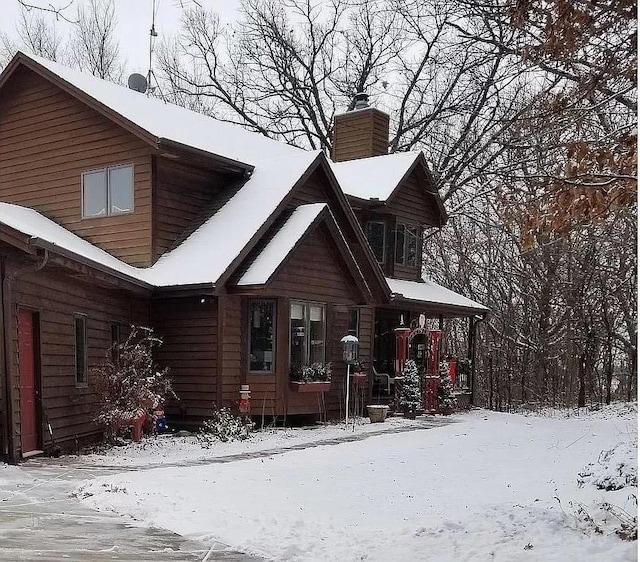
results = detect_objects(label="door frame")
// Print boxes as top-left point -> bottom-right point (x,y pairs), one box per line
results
17,306 -> 42,456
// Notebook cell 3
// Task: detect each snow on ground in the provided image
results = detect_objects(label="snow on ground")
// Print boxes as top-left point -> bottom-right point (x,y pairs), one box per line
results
75,406 -> 637,562
80,415 -> 429,468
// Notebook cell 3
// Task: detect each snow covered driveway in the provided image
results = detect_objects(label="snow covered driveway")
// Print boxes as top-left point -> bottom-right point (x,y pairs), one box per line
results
76,408 -> 637,561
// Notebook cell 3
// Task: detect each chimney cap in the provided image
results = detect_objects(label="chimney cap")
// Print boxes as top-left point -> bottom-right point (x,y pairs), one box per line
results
352,92 -> 369,110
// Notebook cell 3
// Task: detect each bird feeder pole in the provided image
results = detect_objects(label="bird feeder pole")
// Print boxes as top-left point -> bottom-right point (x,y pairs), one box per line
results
341,335 -> 359,429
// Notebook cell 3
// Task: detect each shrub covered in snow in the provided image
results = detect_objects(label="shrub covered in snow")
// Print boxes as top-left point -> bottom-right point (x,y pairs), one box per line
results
437,361 -> 457,412
578,441 -> 638,491
198,406 -> 253,445
91,326 -> 175,441
399,359 -> 421,415
576,440 -> 638,541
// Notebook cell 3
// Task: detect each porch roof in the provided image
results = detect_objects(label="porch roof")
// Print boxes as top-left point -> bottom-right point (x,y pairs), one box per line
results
386,277 -> 488,317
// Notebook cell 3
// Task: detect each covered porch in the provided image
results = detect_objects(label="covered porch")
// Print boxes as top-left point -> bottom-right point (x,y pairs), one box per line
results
368,277 -> 488,412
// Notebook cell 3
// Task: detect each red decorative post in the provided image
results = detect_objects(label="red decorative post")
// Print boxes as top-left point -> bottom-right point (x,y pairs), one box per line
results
448,357 -> 457,385
424,330 -> 441,412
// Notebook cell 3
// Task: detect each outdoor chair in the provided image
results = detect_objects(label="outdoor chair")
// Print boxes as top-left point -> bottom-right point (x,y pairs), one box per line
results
372,366 -> 394,395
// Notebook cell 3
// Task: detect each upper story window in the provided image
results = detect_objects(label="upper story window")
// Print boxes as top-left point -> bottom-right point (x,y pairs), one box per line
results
82,164 -> 134,218
395,222 -> 419,267
365,221 -> 385,263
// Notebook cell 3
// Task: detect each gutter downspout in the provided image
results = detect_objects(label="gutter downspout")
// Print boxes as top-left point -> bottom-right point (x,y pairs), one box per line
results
2,250 -> 49,463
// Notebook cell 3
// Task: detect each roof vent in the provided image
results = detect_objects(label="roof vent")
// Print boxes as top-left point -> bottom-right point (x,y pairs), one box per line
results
352,92 -> 369,110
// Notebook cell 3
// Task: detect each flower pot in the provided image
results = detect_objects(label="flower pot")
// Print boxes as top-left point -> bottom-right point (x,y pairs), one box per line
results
367,405 -> 389,423
289,381 -> 331,393
352,373 -> 367,386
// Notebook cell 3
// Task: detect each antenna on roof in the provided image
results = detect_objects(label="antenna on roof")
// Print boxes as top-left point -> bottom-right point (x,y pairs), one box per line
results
145,0 -> 167,101
128,73 -> 148,93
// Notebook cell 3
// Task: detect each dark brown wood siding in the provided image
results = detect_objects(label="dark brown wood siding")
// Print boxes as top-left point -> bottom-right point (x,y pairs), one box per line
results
218,295 -> 243,409
268,226 -> 363,416
332,108 -> 389,162
10,262 -> 148,457
0,66 -> 154,266
268,226 -> 362,303
151,297 -> 217,419
288,168 -> 388,303
386,169 -> 439,227
353,169 -> 439,281
152,159 -> 230,262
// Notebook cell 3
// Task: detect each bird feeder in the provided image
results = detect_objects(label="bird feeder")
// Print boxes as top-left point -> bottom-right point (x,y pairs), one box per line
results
341,334 -> 359,364
341,335 -> 359,428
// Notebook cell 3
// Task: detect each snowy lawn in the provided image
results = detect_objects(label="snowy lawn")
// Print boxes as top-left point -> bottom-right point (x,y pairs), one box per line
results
75,405 -> 637,561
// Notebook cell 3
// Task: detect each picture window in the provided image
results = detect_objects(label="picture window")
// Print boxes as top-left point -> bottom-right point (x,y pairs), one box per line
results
290,301 -> 326,370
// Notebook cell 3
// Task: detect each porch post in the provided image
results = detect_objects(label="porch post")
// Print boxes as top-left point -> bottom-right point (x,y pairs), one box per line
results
0,257 -> 8,460
468,316 -> 475,406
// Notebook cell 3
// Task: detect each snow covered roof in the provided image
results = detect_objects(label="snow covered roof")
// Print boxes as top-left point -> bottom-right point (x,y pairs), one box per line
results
0,202 -> 149,285
0,151 -> 319,288
17,52 -> 304,167
238,204 -> 327,286
386,277 -> 488,315
330,152 -> 421,201
0,52 -> 327,288
145,152 -> 320,287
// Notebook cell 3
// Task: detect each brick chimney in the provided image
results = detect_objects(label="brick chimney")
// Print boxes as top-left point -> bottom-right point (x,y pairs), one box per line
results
332,93 -> 390,162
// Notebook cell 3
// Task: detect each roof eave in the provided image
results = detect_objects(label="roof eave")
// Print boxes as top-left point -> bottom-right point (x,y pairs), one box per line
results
157,138 -> 254,176
29,237 -> 153,291
389,293 -> 488,318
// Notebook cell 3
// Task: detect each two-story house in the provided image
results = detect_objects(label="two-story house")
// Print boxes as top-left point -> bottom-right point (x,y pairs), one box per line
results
0,52 -> 486,462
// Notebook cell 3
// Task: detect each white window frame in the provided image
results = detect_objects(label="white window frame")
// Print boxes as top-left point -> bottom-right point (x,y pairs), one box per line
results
289,300 -> 327,367
81,163 -> 134,219
395,221 -> 420,267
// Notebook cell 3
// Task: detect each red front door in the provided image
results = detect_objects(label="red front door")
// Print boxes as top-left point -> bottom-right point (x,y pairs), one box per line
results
18,309 -> 39,454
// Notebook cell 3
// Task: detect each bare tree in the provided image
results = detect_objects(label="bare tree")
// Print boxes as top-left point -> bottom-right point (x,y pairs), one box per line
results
15,7 -> 62,61
156,0 -> 552,204
67,0 -> 121,80
2,0 -> 122,83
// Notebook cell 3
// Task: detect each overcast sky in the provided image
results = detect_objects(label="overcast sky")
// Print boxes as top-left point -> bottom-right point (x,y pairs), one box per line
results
0,0 -> 240,73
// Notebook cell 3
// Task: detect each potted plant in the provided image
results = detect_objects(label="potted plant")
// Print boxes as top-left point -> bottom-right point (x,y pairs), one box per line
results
290,362 -> 332,392
351,360 -> 367,386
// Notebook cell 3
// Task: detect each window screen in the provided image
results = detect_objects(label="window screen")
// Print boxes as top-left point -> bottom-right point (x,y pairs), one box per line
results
82,164 -> 133,218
